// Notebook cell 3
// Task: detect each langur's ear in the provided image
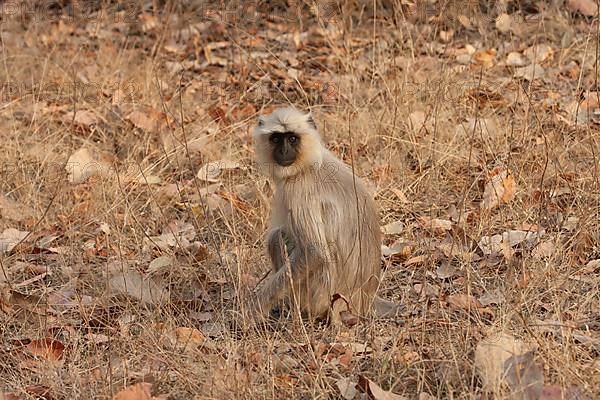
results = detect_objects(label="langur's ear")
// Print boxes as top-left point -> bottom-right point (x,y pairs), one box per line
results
258,115 -> 266,127
306,113 -> 317,130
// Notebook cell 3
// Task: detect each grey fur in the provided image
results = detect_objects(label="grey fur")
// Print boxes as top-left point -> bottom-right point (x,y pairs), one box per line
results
251,107 -> 400,321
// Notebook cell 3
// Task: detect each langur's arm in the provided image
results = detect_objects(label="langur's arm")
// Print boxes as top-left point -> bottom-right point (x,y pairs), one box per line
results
253,239 -> 325,316
266,228 -> 295,272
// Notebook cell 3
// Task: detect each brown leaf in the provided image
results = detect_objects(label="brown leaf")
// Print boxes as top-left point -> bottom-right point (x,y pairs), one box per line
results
478,288 -> 505,306
507,52 -> 528,67
0,228 -> 29,254
26,338 -> 65,362
566,0 -> 598,17
418,217 -> 452,232
0,392 -> 23,400
532,241 -> 555,259
146,220 -> 196,251
390,188 -> 409,203
108,271 -> 169,307
126,106 -> 169,133
381,240 -> 412,260
47,287 -> 93,311
23,385 -> 53,400
66,147 -> 115,184
539,385 -> 592,400
231,103 -> 256,122
405,255 -> 428,266
0,194 -> 36,222
474,333 -> 533,392
336,377 -> 358,400
473,48 -> 496,68
504,351 -> 544,400
514,63 -> 545,81
481,168 -> 516,210
197,159 -> 242,182
446,294 -> 482,311
457,15 -> 473,29
208,105 -> 229,124
358,376 -> 408,400
112,382 -> 154,400
340,310 -> 359,327
203,365 -> 252,397
382,220 -> 404,235
582,259 -> 600,274
478,229 -> 543,255
63,109 -> 98,127
170,327 -> 212,352
495,13 -> 512,33
413,283 -> 440,298
524,44 -> 554,64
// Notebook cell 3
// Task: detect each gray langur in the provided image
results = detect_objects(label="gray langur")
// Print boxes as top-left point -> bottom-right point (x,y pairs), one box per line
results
250,107 -> 400,322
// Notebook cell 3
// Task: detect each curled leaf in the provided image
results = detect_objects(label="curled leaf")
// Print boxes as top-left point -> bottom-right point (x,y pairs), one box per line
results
481,168 -> 516,210
197,159 -> 242,182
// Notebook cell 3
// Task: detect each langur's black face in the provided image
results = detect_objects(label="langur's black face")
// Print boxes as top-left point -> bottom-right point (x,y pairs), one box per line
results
269,132 -> 300,167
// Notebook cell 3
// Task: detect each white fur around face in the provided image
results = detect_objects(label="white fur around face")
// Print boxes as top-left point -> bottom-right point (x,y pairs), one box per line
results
253,107 -> 324,180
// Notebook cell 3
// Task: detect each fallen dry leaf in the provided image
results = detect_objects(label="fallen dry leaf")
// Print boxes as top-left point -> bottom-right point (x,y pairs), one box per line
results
47,287 -> 94,311
146,220 -> 196,251
26,338 -> 65,362
0,392 -> 22,400
112,382 -> 154,400
583,259 -> 600,273
108,271 -> 168,307
0,194 -> 36,222
197,159 -> 242,182
147,255 -> 175,274
408,110 -> 427,132
390,188 -> 409,203
358,376 -> 407,400
539,385 -> 592,400
481,168 -> 516,210
336,377 -> 358,400
405,255 -> 427,266
495,13 -> 512,33
478,229 -> 543,255
524,44 -> 554,64
504,351 -> 544,400
566,0 -> 598,17
413,282 -> 440,298
418,217 -> 452,232
478,288 -> 505,306
532,240 -> 555,259
63,109 -> 98,127
474,333 -> 534,393
0,228 -> 29,254
170,327 -> 215,352
381,240 -> 412,260
507,52 -> 528,67
66,147 -> 114,184
473,48 -> 496,68
514,63 -> 545,81
457,15 -> 473,29
446,294 -> 482,311
0,385 -> 53,400
126,106 -> 169,133
382,220 -> 404,235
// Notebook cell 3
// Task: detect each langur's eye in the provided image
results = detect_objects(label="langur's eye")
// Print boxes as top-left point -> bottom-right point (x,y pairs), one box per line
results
270,135 -> 281,144
288,135 -> 298,144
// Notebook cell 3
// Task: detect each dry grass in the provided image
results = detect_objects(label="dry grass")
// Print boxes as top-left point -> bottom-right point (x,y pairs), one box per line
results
0,1 -> 598,399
